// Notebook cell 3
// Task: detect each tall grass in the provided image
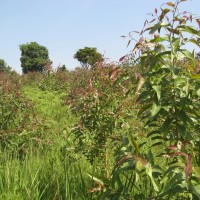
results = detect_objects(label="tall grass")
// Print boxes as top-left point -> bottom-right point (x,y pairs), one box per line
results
0,147 -> 93,200
0,83 -> 94,199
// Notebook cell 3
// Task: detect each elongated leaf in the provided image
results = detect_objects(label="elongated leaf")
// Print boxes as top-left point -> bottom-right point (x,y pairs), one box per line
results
155,50 -> 171,58
176,123 -> 186,137
172,38 -> 180,54
137,103 -> 152,118
189,38 -> 200,48
166,2 -> 175,7
161,118 -> 172,133
192,74 -> 200,79
162,173 -> 183,193
151,37 -> 168,43
159,8 -> 171,21
193,167 -> 200,179
176,110 -> 187,124
190,184 -> 200,199
180,49 -> 195,63
147,130 -> 161,137
136,76 -> 145,92
136,91 -> 149,102
167,28 -> 180,35
151,103 -> 161,117
174,77 -> 186,88
151,136 -> 163,140
149,23 -> 161,34
87,172 -> 107,185
146,166 -> 159,192
152,85 -> 161,101
151,142 -> 163,147
178,25 -> 200,37
130,134 -> 139,156
119,55 -> 126,62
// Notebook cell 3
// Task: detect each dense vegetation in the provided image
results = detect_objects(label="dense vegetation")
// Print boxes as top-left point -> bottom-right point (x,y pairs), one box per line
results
20,42 -> 51,73
0,1 -> 199,199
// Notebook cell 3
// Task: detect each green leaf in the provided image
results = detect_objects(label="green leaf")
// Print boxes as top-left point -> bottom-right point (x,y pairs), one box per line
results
136,91 -> 149,102
136,77 -> 145,93
189,38 -> 200,48
197,89 -> 200,96
87,172 -> 107,185
161,118 -> 172,133
159,8 -> 171,21
136,160 -> 144,172
193,167 -> 200,179
170,66 -> 180,75
179,49 -> 195,63
151,103 -> 161,117
151,142 -> 163,147
190,183 -> 200,199
178,25 -> 200,37
176,123 -> 186,137
174,78 -> 186,87
149,23 -> 161,34
130,134 -> 140,156
191,74 -> 200,79
152,85 -> 161,101
147,130 -> 161,137
137,103 -> 152,118
176,110 -> 187,124
151,37 -> 168,43
172,38 -> 180,54
146,166 -> 159,192
151,135 -> 163,140
155,51 -> 171,58
161,173 -> 183,194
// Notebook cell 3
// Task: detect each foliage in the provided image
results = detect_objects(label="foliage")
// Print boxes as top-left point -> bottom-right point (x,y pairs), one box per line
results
74,47 -> 104,69
0,73 -> 41,155
68,61 -> 145,196
57,64 -> 68,72
67,1 -> 200,199
38,70 -> 70,92
20,42 -> 51,74
1,1 -> 199,199
0,59 -> 12,73
0,148 -> 92,200
98,0 -> 200,199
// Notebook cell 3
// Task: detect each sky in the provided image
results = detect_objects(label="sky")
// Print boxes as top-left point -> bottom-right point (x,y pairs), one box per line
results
0,0 -> 199,73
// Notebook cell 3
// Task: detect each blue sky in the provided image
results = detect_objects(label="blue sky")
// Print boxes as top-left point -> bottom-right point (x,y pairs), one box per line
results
0,0 -> 199,73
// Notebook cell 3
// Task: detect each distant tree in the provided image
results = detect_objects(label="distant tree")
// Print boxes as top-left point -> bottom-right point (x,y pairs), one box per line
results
74,47 -> 103,69
58,64 -> 67,72
20,42 -> 50,73
0,59 -> 11,73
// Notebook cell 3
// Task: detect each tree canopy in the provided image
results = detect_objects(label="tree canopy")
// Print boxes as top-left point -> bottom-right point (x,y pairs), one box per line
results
20,42 -> 50,73
74,47 -> 103,69
0,59 -> 11,73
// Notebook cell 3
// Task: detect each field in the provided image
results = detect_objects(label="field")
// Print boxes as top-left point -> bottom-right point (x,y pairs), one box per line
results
0,1 -> 200,199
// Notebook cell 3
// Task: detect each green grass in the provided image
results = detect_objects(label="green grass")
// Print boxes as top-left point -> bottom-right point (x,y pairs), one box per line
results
0,148 -> 93,200
0,85 -> 94,199
22,86 -> 75,129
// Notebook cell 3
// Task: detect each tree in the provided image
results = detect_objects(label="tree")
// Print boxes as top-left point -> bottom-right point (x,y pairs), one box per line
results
74,47 -> 103,69
0,59 -> 11,73
57,64 -> 67,72
20,42 -> 50,73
